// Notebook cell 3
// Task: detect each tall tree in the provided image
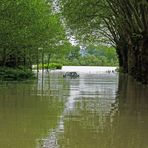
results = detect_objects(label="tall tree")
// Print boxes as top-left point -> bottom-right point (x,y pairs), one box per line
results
0,0 -> 66,69
58,0 -> 148,83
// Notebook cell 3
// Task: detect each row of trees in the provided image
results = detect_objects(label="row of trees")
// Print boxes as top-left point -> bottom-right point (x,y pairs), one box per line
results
48,45 -> 118,66
58,0 -> 148,83
82,45 -> 118,66
0,0 -> 67,71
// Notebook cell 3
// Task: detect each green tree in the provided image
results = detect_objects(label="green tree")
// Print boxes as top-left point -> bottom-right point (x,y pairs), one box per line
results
58,0 -> 148,83
0,0 -> 66,70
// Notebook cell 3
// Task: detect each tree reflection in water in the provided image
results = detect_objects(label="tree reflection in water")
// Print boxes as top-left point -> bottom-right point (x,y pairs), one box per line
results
43,73 -> 148,148
1,70 -> 147,148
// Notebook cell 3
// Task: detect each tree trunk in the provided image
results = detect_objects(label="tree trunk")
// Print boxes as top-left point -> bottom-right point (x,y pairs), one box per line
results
139,37 -> 148,84
128,44 -> 136,76
36,48 -> 39,72
42,48 -> 44,71
117,44 -> 128,73
2,48 -> 7,67
47,53 -> 51,72
128,35 -> 148,84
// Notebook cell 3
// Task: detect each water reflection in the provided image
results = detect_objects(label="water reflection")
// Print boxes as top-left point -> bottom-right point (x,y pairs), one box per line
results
1,68 -> 148,148
42,72 -> 119,148
113,74 -> 148,148
43,72 -> 148,148
0,72 -> 68,148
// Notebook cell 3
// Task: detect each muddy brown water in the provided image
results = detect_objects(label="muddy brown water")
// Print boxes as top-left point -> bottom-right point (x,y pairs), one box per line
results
0,67 -> 148,148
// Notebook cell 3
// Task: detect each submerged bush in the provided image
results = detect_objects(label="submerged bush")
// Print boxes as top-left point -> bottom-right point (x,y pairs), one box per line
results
38,63 -> 62,70
0,68 -> 35,81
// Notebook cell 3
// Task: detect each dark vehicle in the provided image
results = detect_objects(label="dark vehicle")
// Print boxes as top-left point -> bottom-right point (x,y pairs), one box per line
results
63,72 -> 79,78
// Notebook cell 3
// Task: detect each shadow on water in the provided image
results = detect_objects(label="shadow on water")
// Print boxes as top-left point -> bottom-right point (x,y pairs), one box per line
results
112,74 -> 148,148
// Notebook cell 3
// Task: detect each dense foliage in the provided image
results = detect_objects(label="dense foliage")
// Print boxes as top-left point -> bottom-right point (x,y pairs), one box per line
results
0,0 -> 127,81
34,63 -> 62,70
0,67 -> 34,80
50,45 -> 118,66
0,0 -> 66,68
0,0 -> 68,79
58,0 -> 148,83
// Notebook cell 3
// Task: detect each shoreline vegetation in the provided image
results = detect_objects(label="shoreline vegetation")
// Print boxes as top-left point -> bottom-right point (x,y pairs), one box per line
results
0,67 -> 34,81
0,0 -> 118,81
0,65 -> 119,81
0,45 -> 118,81
0,63 -> 63,81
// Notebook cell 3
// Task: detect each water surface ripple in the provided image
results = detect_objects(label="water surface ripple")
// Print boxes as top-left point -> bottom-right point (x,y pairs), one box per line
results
0,66 -> 148,148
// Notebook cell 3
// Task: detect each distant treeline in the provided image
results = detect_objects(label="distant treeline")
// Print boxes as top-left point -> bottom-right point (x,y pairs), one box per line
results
50,45 -> 118,66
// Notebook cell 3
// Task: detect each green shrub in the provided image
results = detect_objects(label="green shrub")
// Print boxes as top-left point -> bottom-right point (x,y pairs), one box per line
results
38,63 -> 62,69
0,67 -> 35,81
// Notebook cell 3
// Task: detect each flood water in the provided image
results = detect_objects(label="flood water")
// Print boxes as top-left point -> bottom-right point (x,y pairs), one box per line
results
0,66 -> 148,148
